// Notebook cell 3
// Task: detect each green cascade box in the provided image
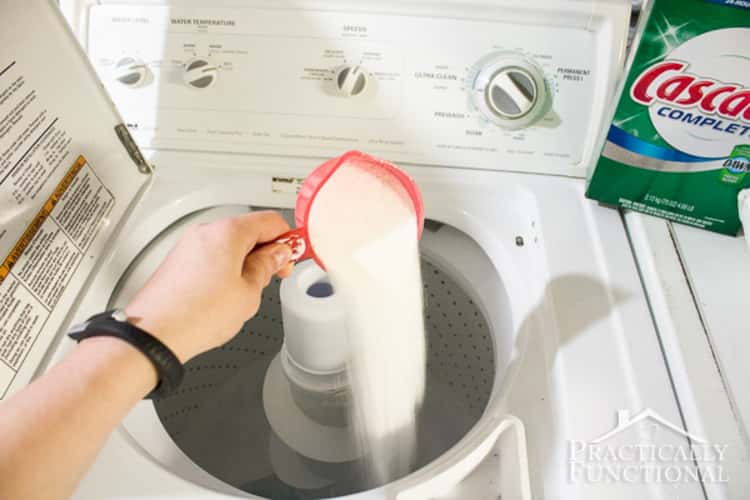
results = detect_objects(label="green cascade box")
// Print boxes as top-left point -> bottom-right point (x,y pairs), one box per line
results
586,0 -> 750,235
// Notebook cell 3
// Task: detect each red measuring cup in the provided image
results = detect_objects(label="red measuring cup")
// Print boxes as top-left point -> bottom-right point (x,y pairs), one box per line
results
272,150 -> 424,270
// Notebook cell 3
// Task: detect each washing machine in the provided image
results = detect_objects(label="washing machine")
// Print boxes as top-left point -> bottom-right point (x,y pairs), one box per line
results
0,0 -> 736,498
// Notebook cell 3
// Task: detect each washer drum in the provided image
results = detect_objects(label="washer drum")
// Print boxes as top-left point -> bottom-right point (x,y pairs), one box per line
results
111,207 -> 531,499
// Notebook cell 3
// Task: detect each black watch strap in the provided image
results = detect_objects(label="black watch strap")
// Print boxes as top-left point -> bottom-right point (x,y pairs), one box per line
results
68,310 -> 185,399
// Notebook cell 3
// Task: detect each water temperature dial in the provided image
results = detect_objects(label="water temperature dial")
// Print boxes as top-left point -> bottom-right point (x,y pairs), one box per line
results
183,58 -> 219,89
469,53 -> 550,130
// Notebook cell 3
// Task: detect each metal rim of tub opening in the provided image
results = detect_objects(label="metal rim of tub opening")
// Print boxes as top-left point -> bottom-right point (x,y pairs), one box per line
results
111,206 -> 521,499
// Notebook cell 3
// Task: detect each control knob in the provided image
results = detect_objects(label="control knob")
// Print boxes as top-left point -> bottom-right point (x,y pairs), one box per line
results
113,57 -> 150,88
333,65 -> 368,97
469,53 -> 550,129
183,58 -> 219,89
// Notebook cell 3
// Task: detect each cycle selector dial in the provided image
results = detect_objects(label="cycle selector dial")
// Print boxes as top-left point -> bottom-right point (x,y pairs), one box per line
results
333,65 -> 368,97
470,53 -> 550,129
486,68 -> 537,119
183,58 -> 219,89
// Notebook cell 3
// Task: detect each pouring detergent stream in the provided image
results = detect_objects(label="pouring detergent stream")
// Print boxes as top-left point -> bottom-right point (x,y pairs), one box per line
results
273,150 -> 427,484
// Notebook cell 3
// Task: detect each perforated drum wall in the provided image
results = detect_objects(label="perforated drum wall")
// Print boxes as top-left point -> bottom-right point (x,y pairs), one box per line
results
153,257 -> 495,498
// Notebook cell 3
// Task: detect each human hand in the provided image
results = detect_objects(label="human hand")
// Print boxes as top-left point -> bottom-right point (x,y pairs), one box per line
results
124,211 -> 294,362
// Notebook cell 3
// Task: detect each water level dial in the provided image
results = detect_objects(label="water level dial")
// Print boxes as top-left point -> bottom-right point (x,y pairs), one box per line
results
113,57 -> 150,88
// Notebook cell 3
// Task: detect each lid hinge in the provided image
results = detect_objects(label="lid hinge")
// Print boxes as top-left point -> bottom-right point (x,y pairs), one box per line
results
115,124 -> 152,174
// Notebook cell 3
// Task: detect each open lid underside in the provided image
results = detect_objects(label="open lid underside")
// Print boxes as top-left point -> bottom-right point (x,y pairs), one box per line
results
0,1 -> 150,398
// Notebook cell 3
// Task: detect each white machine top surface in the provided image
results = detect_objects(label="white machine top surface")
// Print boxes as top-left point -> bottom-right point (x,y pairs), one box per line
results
673,224 -> 750,442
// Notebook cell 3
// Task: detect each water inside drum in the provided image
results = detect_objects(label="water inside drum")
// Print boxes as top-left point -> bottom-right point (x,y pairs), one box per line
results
153,257 -> 495,499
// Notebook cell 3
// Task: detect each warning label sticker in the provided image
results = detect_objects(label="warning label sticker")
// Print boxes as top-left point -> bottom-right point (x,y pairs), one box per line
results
0,155 -> 114,393
0,2 -> 153,399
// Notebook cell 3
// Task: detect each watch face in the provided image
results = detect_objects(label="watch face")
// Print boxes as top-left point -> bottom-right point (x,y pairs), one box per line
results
110,309 -> 129,322
67,321 -> 90,337
69,310 -> 119,338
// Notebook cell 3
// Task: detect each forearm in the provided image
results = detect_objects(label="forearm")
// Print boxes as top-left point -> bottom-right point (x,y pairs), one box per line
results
0,337 -> 157,500
0,211 -> 293,499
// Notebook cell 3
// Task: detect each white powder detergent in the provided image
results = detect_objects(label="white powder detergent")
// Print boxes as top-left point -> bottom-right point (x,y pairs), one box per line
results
307,161 -> 426,485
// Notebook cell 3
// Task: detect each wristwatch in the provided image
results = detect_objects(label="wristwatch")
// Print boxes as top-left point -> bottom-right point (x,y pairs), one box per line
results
67,309 -> 185,399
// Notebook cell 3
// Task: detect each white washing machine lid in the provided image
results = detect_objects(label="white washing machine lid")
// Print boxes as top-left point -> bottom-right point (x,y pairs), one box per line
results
0,2 -> 151,399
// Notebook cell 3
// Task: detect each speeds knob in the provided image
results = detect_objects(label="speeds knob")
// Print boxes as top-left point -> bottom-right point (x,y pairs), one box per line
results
183,58 -> 219,89
470,53 -> 550,130
333,65 -> 368,97
113,57 -> 150,88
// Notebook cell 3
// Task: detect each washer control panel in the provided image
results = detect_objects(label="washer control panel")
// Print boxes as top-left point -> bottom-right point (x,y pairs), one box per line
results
86,5 -> 625,176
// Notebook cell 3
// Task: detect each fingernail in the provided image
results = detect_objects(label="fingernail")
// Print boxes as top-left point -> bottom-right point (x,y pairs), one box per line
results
272,245 -> 293,269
